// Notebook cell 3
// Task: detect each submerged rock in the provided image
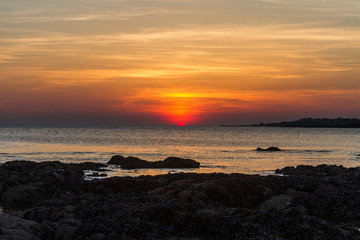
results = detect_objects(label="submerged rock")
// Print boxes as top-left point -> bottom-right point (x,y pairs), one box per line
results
256,147 -> 282,151
107,155 -> 200,169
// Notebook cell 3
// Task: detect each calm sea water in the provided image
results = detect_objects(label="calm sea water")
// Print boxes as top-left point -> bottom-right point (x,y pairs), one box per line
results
0,126 -> 359,177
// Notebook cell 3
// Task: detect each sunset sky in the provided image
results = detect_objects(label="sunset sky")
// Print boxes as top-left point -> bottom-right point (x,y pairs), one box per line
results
1,0 -> 359,126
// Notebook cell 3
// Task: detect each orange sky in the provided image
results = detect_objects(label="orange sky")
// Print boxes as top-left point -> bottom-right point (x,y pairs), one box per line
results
0,0 -> 359,125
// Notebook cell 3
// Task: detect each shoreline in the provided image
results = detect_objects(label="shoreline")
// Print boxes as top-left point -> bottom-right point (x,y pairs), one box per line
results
1,161 -> 360,239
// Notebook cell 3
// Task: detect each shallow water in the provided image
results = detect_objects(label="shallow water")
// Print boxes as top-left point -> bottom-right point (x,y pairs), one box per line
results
0,126 -> 359,176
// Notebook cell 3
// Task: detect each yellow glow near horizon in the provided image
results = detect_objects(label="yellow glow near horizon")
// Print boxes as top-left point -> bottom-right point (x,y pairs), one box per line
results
163,92 -> 207,98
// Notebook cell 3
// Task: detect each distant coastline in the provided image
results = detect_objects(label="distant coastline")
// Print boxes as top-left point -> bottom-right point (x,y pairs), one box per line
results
221,118 -> 360,128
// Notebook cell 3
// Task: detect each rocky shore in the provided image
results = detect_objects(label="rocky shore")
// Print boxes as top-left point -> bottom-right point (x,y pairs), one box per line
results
1,160 -> 360,239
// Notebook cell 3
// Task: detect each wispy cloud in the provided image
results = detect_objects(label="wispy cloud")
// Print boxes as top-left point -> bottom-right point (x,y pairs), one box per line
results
1,23 -> 358,81
0,9 -> 206,23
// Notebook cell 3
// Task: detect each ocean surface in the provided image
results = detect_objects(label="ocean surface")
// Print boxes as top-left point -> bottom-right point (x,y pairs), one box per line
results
0,126 -> 359,177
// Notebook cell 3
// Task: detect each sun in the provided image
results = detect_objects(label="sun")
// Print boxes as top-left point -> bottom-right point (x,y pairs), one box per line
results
158,92 -> 199,126
149,90 -> 206,126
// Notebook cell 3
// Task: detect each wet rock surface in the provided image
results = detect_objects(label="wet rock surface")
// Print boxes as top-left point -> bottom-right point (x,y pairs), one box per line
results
1,161 -> 360,239
107,155 -> 200,169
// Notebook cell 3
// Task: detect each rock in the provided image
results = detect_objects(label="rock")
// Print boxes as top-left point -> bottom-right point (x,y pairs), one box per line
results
55,218 -> 81,240
275,166 -> 296,175
64,205 -> 76,212
2,160 -> 37,172
107,155 -> 149,168
0,183 -> 5,196
285,188 -> 310,199
77,162 -> 107,171
177,190 -> 193,204
107,155 -> 200,169
163,157 -> 200,168
0,213 -> 40,240
55,225 -> 77,240
276,164 -> 344,176
195,208 -> 217,228
259,195 -> 292,212
256,147 -> 282,151
2,185 -> 45,210
89,233 -> 106,240
88,172 -> 107,177
6,175 -> 21,185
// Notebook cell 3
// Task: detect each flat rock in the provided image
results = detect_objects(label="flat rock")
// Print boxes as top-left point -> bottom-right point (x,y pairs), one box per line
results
107,155 -> 200,169
256,147 -> 282,151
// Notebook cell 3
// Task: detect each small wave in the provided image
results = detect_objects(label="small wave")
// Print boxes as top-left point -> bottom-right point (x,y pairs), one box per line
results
53,151 -> 97,155
201,165 -> 227,169
220,149 -> 249,153
253,149 -> 333,153
286,150 -> 333,153
100,152 -> 118,156
68,152 -> 98,155
16,152 -> 45,156
19,151 -> 98,156
0,153 -> 10,155
10,152 -> 47,156
307,150 -> 332,153
84,170 -> 108,181
0,154 -> 16,158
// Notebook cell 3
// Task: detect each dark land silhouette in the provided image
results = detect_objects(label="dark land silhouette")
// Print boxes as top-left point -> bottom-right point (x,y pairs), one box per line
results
221,118 -> 360,128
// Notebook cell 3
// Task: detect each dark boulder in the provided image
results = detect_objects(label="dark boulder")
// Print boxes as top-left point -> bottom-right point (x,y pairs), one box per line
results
107,156 -> 151,169
2,184 -> 46,210
256,147 -> 282,151
76,162 -> 107,171
0,213 -> 40,240
107,155 -> 200,169
162,157 -> 200,168
276,164 -> 347,177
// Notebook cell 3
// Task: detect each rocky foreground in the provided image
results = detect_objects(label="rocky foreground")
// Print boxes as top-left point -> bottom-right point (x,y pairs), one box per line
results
1,161 -> 360,239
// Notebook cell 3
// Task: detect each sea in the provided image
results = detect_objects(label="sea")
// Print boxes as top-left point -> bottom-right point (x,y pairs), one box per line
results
0,126 -> 359,178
